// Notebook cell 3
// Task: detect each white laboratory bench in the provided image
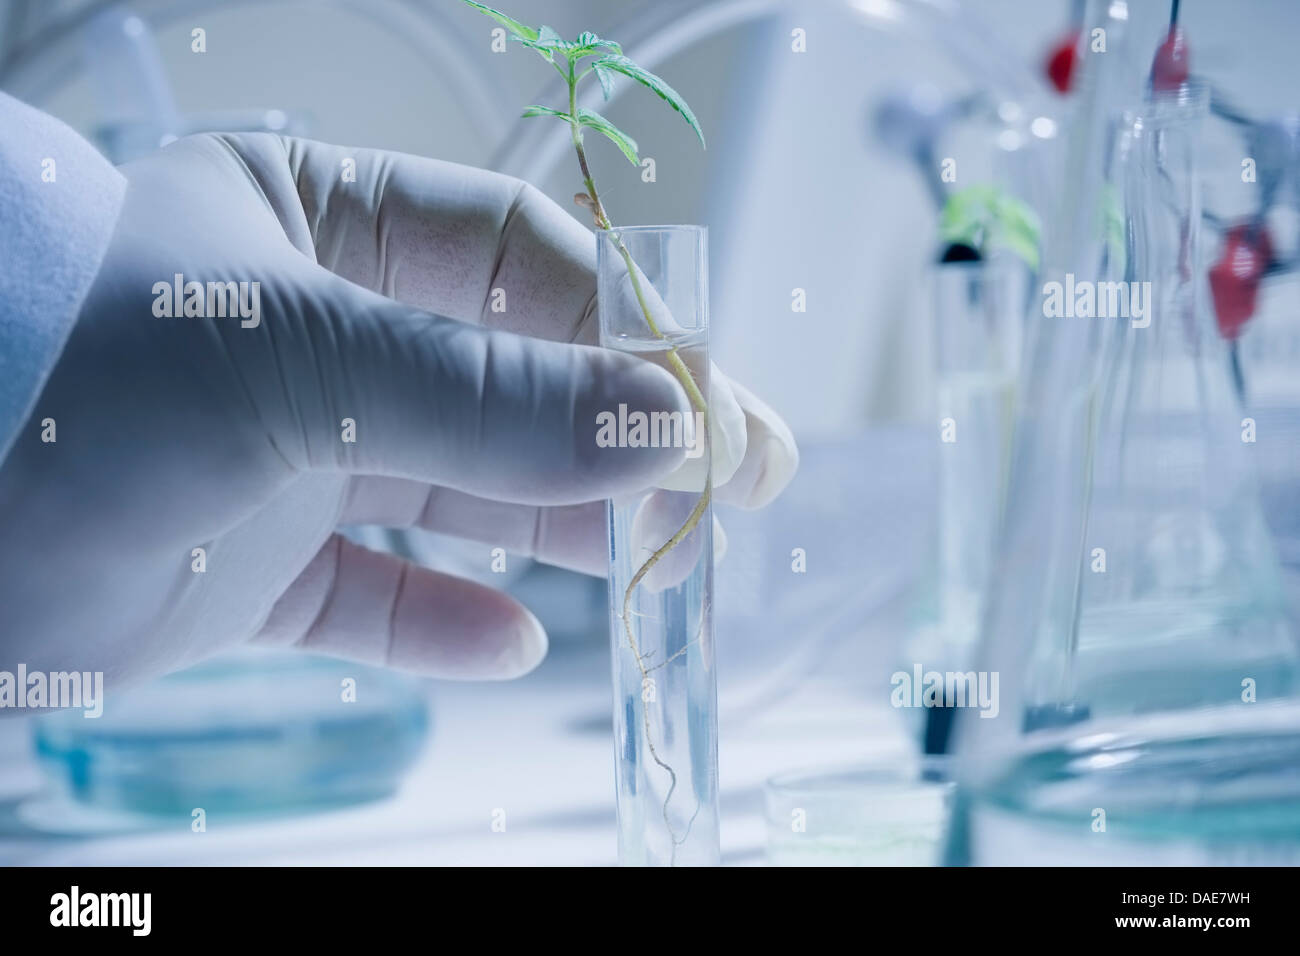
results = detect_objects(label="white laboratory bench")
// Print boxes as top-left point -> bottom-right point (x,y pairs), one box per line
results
0,645 -> 911,866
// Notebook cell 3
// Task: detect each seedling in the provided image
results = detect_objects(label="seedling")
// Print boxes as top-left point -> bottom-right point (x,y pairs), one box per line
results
940,184 -> 1041,268
460,1 -> 711,861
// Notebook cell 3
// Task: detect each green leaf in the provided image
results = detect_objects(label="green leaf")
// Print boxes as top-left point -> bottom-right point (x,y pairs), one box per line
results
1001,217 -> 1041,271
939,185 -> 1041,270
578,108 -> 640,165
592,62 -> 617,100
995,194 -> 1041,270
517,25 -> 619,66
536,25 -> 564,47
566,31 -> 622,60
591,55 -> 705,148
459,0 -> 538,41
519,29 -> 623,64
522,104 -> 571,121
1100,184 -> 1127,276
513,36 -> 554,60
999,199 -> 1041,270
940,185 -> 996,239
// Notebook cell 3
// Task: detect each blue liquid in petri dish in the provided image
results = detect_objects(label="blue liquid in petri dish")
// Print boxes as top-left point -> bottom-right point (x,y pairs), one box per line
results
33,651 -> 430,817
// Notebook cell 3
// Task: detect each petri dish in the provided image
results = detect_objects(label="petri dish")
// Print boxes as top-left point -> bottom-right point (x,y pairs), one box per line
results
764,756 -> 954,866
33,650 -> 429,818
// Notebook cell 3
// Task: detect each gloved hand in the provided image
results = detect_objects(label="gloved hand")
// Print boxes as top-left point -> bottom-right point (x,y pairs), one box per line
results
0,133 -> 796,687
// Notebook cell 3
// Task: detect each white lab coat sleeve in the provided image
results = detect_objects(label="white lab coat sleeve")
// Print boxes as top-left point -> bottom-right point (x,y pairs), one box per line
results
0,92 -> 126,462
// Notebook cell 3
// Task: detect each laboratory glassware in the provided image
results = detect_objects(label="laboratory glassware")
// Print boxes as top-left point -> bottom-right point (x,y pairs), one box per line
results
1012,84 -> 1298,726
1235,273 -> 1300,570
946,6 -> 1300,862
907,258 -> 1022,756
947,1 -> 1248,749
598,225 -> 719,867
928,259 -> 1021,657
958,701 -> 1300,865
34,650 -> 429,816
765,757 -> 953,866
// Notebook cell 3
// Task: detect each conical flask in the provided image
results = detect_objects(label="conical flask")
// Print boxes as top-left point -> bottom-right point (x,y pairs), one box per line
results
1043,83 -> 1299,720
961,64 -> 1300,738
994,82 -> 1300,730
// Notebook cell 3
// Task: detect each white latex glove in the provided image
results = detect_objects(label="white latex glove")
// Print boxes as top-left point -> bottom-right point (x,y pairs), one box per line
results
0,134 -> 797,689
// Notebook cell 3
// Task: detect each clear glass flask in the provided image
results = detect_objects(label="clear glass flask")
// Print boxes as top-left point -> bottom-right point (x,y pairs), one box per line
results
986,84 -> 1299,730
956,702 -> 1300,865
1044,84 -> 1298,719
598,225 -> 719,866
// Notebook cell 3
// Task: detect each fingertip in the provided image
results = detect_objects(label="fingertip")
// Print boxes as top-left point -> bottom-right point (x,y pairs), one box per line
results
707,368 -> 748,488
386,567 -> 549,680
499,603 -> 549,679
715,380 -> 800,510
747,429 -> 800,509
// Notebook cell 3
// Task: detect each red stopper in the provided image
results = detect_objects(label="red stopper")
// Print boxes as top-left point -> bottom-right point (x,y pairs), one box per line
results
1151,26 -> 1190,92
1045,31 -> 1080,94
1210,224 -> 1273,340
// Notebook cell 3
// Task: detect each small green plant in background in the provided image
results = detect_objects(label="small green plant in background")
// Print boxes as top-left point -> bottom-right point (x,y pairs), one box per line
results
940,184 -> 1042,269
460,0 -> 709,861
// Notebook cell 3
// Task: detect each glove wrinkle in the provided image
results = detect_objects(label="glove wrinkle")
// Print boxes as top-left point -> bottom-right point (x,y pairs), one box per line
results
208,308 -> 299,474
474,327 -> 494,470
530,497 -> 548,560
482,180 -> 531,326
384,558 -> 412,666
297,533 -> 344,653
575,289 -> 600,345
282,135 -> 331,263
303,298 -> 342,469
417,482 -> 443,529
368,151 -> 400,297
209,133 -> 314,261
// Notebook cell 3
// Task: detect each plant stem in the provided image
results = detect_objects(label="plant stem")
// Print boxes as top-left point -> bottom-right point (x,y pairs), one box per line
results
569,77 -> 711,863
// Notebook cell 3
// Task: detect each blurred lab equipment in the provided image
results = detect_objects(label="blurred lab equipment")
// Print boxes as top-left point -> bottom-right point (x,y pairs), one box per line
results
874,60 -> 1051,756
1201,101 -> 1300,568
765,756 -> 953,866
957,701 -> 1300,865
1055,81 -> 1295,718
948,0 -> 1300,866
0,0 -> 511,153
910,258 -> 1021,675
34,651 -> 429,817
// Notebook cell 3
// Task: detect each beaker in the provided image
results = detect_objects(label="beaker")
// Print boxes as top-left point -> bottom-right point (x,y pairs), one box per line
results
598,225 -> 719,867
765,756 -> 953,867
